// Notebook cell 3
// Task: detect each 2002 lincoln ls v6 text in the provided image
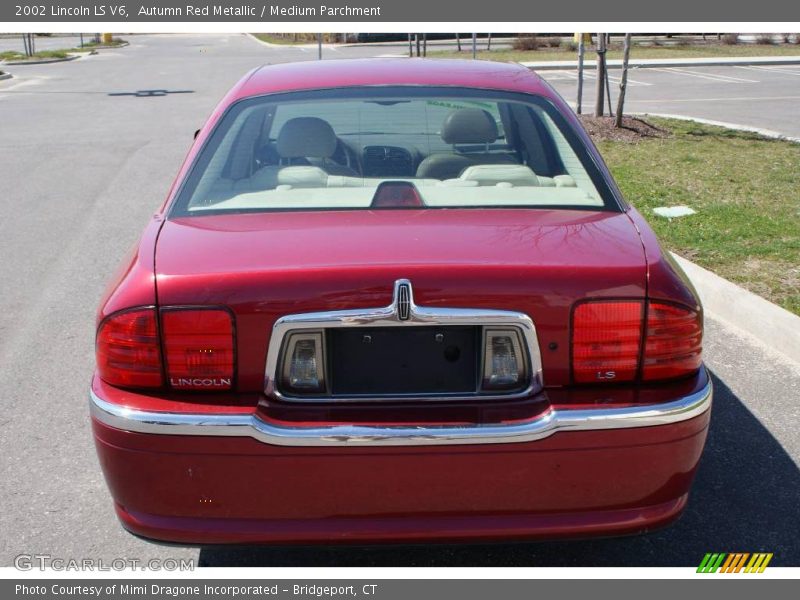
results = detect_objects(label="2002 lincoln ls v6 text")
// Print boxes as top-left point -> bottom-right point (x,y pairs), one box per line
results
90,59 -> 711,544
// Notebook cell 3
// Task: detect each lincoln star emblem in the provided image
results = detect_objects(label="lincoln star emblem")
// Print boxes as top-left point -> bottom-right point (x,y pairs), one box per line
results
395,280 -> 412,321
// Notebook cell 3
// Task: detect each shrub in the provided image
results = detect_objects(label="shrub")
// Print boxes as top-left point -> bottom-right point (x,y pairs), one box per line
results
756,33 -> 775,45
513,35 -> 539,51
563,41 -> 578,52
547,36 -> 562,48
721,33 -> 739,45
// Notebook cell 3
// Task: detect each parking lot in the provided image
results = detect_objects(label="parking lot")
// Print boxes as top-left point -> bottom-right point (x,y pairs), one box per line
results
0,33 -> 798,567
541,63 -> 800,136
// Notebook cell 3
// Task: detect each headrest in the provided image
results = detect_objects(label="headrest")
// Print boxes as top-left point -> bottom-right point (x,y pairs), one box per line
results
276,166 -> 328,188
459,164 -> 540,187
441,108 -> 499,145
276,117 -> 337,159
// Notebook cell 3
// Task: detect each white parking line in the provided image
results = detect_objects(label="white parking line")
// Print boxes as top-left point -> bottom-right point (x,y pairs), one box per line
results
654,67 -> 759,83
630,95 -> 800,104
542,69 -> 578,81
543,69 -> 652,86
735,65 -> 800,77
0,76 -> 43,100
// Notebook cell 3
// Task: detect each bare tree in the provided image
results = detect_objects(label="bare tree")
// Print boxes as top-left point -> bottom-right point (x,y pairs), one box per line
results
576,35 -> 585,114
594,33 -> 606,117
614,33 -> 632,127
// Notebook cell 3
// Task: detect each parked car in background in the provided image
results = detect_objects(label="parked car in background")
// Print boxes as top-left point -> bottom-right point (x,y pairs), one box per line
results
91,59 -> 711,544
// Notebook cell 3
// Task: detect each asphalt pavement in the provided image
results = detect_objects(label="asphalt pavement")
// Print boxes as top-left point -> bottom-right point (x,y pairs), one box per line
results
0,33 -> 798,568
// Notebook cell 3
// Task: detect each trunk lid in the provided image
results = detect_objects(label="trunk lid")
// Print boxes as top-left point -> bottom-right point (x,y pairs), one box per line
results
155,209 -> 646,389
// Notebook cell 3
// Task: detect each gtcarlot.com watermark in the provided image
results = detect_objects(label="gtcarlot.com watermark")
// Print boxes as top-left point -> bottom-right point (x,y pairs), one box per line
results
14,554 -> 195,571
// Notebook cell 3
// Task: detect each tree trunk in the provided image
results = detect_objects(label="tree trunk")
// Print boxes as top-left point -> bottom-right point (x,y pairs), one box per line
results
615,33 -> 632,127
594,33 -> 606,117
576,36 -> 585,114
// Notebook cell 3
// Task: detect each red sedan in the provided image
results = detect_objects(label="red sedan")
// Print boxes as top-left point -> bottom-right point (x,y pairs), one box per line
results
91,59 -> 711,544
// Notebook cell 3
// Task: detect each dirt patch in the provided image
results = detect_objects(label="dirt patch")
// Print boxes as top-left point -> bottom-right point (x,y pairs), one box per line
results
579,115 -> 670,143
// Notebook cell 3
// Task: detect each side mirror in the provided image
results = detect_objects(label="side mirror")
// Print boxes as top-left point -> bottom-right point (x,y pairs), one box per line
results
194,128 -> 201,140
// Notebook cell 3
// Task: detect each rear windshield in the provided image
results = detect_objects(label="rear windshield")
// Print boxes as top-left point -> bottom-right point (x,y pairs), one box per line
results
171,87 -> 613,215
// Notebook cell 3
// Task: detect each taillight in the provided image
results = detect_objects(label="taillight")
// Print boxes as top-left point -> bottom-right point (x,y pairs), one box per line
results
161,308 -> 234,390
642,301 -> 703,381
572,301 -> 643,383
571,299 -> 702,384
96,308 -> 163,388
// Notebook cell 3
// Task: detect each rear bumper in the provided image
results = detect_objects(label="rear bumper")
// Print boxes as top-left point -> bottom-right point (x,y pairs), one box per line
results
90,370 -> 712,544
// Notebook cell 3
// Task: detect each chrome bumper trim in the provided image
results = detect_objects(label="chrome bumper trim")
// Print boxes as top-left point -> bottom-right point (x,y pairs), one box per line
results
89,371 -> 712,447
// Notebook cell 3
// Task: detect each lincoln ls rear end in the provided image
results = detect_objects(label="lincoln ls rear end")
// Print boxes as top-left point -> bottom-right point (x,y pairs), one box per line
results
90,59 -> 711,544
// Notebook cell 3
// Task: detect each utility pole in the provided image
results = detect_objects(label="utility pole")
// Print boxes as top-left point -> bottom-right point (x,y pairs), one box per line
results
594,32 -> 606,117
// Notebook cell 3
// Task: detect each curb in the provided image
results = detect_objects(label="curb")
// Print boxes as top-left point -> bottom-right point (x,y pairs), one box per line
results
672,254 -> 800,365
82,41 -> 129,50
634,113 -> 800,144
521,55 -> 800,71
245,33 -> 316,49
1,53 -> 82,66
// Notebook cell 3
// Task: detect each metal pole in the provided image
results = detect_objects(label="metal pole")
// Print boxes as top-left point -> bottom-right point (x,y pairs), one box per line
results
456,34 -> 461,52
416,34 -> 421,57
576,36 -> 585,114
422,33 -> 427,57
317,33 -> 322,60
408,33 -> 413,57
487,33 -> 492,51
472,33 -> 477,59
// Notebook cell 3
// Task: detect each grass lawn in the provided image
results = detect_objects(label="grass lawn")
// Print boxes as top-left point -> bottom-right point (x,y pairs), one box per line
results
0,39 -> 125,62
252,33 -> 337,45
594,118 -> 800,315
0,49 -> 73,61
431,43 -> 800,63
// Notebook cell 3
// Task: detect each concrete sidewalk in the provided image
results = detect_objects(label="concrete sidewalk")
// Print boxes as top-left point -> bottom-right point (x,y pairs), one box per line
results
521,55 -> 800,70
